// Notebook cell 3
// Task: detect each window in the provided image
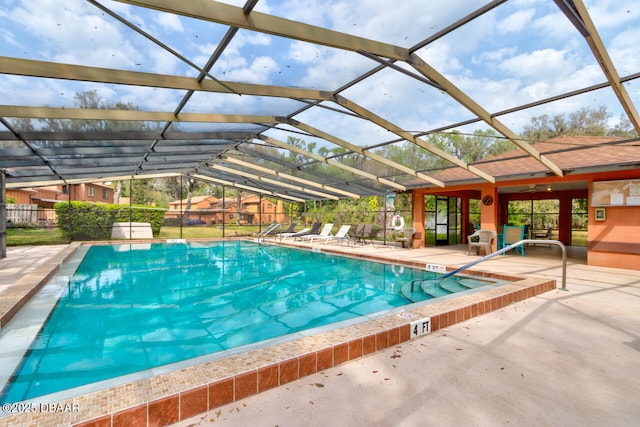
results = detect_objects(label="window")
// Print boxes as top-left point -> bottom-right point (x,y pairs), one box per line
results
102,188 -> 108,199
87,186 -> 95,198
571,198 -> 588,246
507,199 -> 559,238
469,198 -> 481,228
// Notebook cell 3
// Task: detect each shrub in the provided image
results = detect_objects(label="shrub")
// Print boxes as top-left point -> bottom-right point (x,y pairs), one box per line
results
54,201 -> 165,240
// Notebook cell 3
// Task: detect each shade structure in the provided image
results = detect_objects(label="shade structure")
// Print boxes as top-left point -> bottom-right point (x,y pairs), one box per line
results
1,0 -> 639,200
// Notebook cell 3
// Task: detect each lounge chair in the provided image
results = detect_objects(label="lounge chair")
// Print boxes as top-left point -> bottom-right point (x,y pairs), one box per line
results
467,229 -> 496,255
281,226 -> 310,240
286,221 -> 322,240
312,224 -> 351,244
278,222 -> 297,235
534,227 -> 553,239
298,223 -> 333,241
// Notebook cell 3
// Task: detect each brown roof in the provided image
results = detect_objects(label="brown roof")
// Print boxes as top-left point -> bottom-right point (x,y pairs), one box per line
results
169,195 -> 216,205
426,136 -> 639,185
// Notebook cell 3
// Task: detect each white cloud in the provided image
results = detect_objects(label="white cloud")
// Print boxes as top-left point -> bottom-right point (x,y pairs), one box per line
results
531,10 -> 579,41
498,9 -> 535,34
156,12 -> 185,33
226,56 -> 279,83
608,26 -> 640,75
8,0 -> 143,69
471,47 -> 519,65
498,48 -> 577,80
583,0 -> 637,29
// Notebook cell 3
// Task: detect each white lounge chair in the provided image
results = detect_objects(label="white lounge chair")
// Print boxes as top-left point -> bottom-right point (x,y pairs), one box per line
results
299,223 -> 333,241
317,224 -> 351,244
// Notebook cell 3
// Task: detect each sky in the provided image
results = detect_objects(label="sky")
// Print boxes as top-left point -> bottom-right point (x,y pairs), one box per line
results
1,0 -> 638,148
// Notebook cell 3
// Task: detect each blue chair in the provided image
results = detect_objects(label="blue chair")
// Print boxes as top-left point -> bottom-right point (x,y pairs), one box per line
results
502,225 -> 525,256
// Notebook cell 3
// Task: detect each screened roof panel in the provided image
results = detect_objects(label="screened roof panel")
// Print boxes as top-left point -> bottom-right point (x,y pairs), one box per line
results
182,92 -> 308,116
1,0 -> 639,197
420,0 -> 616,117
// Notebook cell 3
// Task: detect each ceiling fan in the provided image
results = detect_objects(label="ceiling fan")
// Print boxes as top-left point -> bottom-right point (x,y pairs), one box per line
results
520,184 -> 552,193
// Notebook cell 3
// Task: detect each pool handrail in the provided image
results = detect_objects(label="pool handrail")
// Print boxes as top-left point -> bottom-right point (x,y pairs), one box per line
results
437,239 -> 568,291
258,223 -> 282,242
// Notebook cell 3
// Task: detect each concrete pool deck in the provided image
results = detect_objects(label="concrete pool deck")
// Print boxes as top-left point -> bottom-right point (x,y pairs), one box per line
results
0,240 -> 638,426
177,241 -> 640,427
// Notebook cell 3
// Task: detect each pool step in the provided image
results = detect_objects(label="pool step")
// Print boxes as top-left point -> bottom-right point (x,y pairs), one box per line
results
401,276 -> 479,302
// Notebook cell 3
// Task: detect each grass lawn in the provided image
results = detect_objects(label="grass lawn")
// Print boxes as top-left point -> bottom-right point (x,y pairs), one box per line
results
6,228 -> 68,246
158,225 -> 261,239
4,225 -> 272,246
4,226 -> 590,247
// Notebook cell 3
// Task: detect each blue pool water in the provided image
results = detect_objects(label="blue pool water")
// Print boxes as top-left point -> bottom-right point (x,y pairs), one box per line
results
1,241 -> 494,402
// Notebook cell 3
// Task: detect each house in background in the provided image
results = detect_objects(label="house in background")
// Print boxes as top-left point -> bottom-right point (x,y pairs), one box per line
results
228,194 -> 285,225
164,194 -> 287,225
58,183 -> 115,204
6,183 -> 115,226
7,183 -> 114,207
165,195 -> 220,223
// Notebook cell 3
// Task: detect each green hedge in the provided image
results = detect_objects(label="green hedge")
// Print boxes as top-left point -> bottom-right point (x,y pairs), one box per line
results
54,201 -> 165,240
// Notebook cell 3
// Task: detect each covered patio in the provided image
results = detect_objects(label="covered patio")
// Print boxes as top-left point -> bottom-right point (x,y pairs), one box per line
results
406,135 -> 640,270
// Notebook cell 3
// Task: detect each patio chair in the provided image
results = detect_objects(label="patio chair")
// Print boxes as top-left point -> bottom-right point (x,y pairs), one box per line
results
534,227 -> 553,239
395,227 -> 416,249
350,224 -> 365,245
298,223 -> 333,241
353,223 -> 374,245
502,225 -> 525,256
467,229 -> 496,256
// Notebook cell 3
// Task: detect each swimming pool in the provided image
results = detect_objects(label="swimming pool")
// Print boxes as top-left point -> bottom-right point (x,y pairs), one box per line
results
0,241 -> 501,403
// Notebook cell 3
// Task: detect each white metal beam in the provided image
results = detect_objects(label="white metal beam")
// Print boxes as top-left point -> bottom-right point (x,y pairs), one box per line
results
190,173 -> 306,202
223,157 -> 360,199
115,0 -> 408,60
333,96 -> 497,183
259,135 -> 406,191
406,55 -> 564,177
208,163 -> 340,200
288,119 -> 445,188
0,56 -> 330,101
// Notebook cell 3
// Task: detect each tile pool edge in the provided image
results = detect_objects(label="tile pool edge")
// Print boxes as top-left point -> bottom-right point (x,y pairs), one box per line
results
0,243 -> 81,331
0,243 -> 556,426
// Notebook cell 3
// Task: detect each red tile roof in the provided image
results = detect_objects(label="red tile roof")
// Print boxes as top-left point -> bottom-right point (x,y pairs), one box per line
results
426,135 -> 639,184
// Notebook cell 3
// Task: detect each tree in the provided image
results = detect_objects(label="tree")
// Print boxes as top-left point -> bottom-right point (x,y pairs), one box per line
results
608,114 -> 637,137
519,106 -> 637,141
432,129 -> 510,163
130,179 -> 154,205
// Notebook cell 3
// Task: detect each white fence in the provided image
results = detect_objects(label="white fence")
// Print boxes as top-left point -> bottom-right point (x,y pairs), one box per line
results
5,204 -> 57,226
